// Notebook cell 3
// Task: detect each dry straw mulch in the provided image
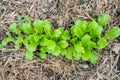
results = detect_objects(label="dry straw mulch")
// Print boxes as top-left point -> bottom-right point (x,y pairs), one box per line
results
0,0 -> 120,80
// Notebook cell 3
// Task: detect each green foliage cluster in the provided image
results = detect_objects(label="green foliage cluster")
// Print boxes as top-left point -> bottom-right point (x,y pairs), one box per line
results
0,13 -> 120,64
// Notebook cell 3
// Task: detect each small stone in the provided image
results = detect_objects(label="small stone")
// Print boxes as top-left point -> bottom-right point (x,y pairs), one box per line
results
83,64 -> 89,69
112,43 -> 120,54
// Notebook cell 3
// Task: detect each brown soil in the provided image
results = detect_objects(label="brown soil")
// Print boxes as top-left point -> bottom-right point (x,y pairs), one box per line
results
0,0 -> 120,80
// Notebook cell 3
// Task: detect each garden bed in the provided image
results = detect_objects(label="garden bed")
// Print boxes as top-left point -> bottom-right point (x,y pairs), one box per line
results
0,0 -> 120,80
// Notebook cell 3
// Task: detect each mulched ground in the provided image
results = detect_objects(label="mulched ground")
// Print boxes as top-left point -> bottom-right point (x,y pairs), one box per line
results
0,0 -> 120,80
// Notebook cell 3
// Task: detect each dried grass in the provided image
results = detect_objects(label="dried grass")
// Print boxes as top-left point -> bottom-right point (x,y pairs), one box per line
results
0,0 -> 120,80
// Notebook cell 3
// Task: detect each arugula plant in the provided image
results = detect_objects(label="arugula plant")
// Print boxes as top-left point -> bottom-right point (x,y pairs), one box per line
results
0,13 -> 120,64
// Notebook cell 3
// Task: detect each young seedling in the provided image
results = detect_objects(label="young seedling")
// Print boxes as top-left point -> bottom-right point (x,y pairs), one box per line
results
0,13 -> 120,65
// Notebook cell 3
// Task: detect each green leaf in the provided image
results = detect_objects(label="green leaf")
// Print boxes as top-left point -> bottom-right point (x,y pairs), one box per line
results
15,35 -> 23,49
44,24 -> 52,35
73,51 -> 81,60
65,47 -> 73,60
26,43 -> 37,53
82,50 -> 92,61
75,20 -> 88,32
0,44 -> 4,49
70,25 -> 83,38
40,47 -> 48,53
15,40 -> 20,49
89,51 -> 98,64
87,21 -> 98,32
97,38 -> 108,49
18,22 -> 22,27
104,27 -> 120,39
98,13 -> 109,26
90,26 -> 103,38
70,25 -> 75,35
25,51 -> 33,60
17,15 -> 22,21
76,20 -> 89,26
9,23 -> 17,31
15,40 -> 22,49
53,28 -> 62,38
51,46 -> 61,56
40,47 -> 48,59
2,37 -> 13,46
39,35 -> 48,46
9,23 -> 21,34
74,27 -> 83,38
27,35 -> 39,46
95,26 -> 103,38
21,22 -> 34,34
47,40 -> 56,50
6,32 -> 12,37
61,30 -> 70,40
58,40 -> 68,48
28,35 -> 38,44
60,48 -> 67,55
43,20 -> 51,25
33,19 -> 43,34
57,27 -> 64,32
34,34 -> 40,42
39,52 -> 47,59
70,37 -> 78,45
75,42 -> 85,53
24,15 -> 30,22
66,52 -> 72,60
17,15 -> 22,27
88,41 -> 96,49
23,38 -> 29,46
81,34 -> 91,47
81,35 -> 96,49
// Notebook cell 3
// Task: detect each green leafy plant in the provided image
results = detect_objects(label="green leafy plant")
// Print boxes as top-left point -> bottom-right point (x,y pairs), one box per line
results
0,13 -> 120,64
